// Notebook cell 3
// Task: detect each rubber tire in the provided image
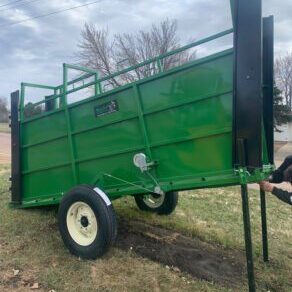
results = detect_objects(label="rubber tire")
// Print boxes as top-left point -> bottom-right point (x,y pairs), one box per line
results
58,185 -> 117,259
134,191 -> 178,215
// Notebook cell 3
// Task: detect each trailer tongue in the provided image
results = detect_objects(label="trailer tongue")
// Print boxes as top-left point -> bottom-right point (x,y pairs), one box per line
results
10,1 -> 274,291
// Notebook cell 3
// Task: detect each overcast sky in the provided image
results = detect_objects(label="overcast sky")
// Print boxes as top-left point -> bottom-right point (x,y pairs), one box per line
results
0,0 -> 291,100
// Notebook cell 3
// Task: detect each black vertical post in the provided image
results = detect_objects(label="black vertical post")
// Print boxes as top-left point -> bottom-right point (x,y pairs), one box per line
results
10,90 -> 22,204
233,0 -> 263,169
260,189 -> 269,262
263,16 -> 274,164
241,185 -> 256,292
238,138 -> 256,292
260,15 -> 273,265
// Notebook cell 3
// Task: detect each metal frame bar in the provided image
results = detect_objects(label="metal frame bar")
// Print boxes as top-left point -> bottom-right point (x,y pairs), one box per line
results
64,63 -> 100,97
65,63 -> 98,75
21,82 -> 55,90
241,185 -> 256,292
63,64 -> 78,184
133,84 -> 153,160
10,91 -> 22,204
19,164 -> 274,208
230,0 -> 235,25
259,16 -> 274,265
20,83 -> 25,121
237,138 -> 256,292
260,189 -> 269,262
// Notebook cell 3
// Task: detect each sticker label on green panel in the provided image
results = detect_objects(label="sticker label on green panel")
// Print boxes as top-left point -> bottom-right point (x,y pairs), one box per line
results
94,100 -> 118,117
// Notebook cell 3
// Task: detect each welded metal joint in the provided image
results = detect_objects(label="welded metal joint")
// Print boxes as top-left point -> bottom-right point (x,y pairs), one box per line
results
235,167 -> 250,185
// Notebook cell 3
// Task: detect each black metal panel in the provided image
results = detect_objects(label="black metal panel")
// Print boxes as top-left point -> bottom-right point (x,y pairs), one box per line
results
45,95 -> 56,112
263,16 -> 274,164
10,90 -> 22,204
233,0 -> 263,169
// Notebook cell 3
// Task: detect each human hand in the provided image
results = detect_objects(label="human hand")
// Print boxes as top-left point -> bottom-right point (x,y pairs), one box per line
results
259,181 -> 274,193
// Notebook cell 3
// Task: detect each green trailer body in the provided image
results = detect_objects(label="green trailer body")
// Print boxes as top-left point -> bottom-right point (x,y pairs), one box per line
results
12,43 -> 273,209
9,1 -> 276,291
18,49 -> 263,208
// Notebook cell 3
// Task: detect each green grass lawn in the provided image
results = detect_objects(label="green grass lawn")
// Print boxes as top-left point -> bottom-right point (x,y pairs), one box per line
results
0,123 -> 10,133
0,164 -> 291,291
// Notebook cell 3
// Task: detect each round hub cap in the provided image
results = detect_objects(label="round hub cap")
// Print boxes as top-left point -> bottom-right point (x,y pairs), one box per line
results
143,193 -> 165,208
66,202 -> 98,246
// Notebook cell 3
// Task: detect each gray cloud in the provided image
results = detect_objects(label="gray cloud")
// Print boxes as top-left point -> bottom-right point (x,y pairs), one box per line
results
0,0 -> 290,100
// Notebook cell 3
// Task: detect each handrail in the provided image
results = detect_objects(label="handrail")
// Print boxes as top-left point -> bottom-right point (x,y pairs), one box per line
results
22,28 -> 233,110
21,82 -> 56,90
64,63 -> 98,75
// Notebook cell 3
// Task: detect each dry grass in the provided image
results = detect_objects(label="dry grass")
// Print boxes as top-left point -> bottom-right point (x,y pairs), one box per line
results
0,164 -> 291,291
115,187 -> 292,291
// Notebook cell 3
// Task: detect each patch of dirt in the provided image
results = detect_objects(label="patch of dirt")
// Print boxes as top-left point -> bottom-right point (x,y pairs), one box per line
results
0,133 -> 10,164
116,218 -> 245,288
0,265 -> 44,291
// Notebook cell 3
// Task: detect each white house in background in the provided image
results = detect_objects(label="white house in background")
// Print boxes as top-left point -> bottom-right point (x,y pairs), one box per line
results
274,121 -> 292,142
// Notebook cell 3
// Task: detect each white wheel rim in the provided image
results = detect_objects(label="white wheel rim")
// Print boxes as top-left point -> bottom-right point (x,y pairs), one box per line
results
143,193 -> 165,208
66,201 -> 98,246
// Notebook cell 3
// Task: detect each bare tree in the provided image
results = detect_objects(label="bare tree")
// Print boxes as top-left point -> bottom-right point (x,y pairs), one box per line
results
274,84 -> 291,131
115,20 -> 191,81
76,19 -> 194,90
0,97 -> 9,123
275,53 -> 292,110
77,24 -> 120,88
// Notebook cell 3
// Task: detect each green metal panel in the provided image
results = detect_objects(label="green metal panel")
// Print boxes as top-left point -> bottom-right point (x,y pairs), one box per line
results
16,31 -> 273,208
22,166 -> 74,202
22,111 -> 67,146
22,138 -> 70,172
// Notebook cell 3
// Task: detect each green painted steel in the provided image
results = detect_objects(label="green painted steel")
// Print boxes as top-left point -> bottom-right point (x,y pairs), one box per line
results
16,29 -> 273,208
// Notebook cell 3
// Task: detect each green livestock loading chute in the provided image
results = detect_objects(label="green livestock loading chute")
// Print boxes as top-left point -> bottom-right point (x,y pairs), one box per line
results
10,1 -> 274,291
